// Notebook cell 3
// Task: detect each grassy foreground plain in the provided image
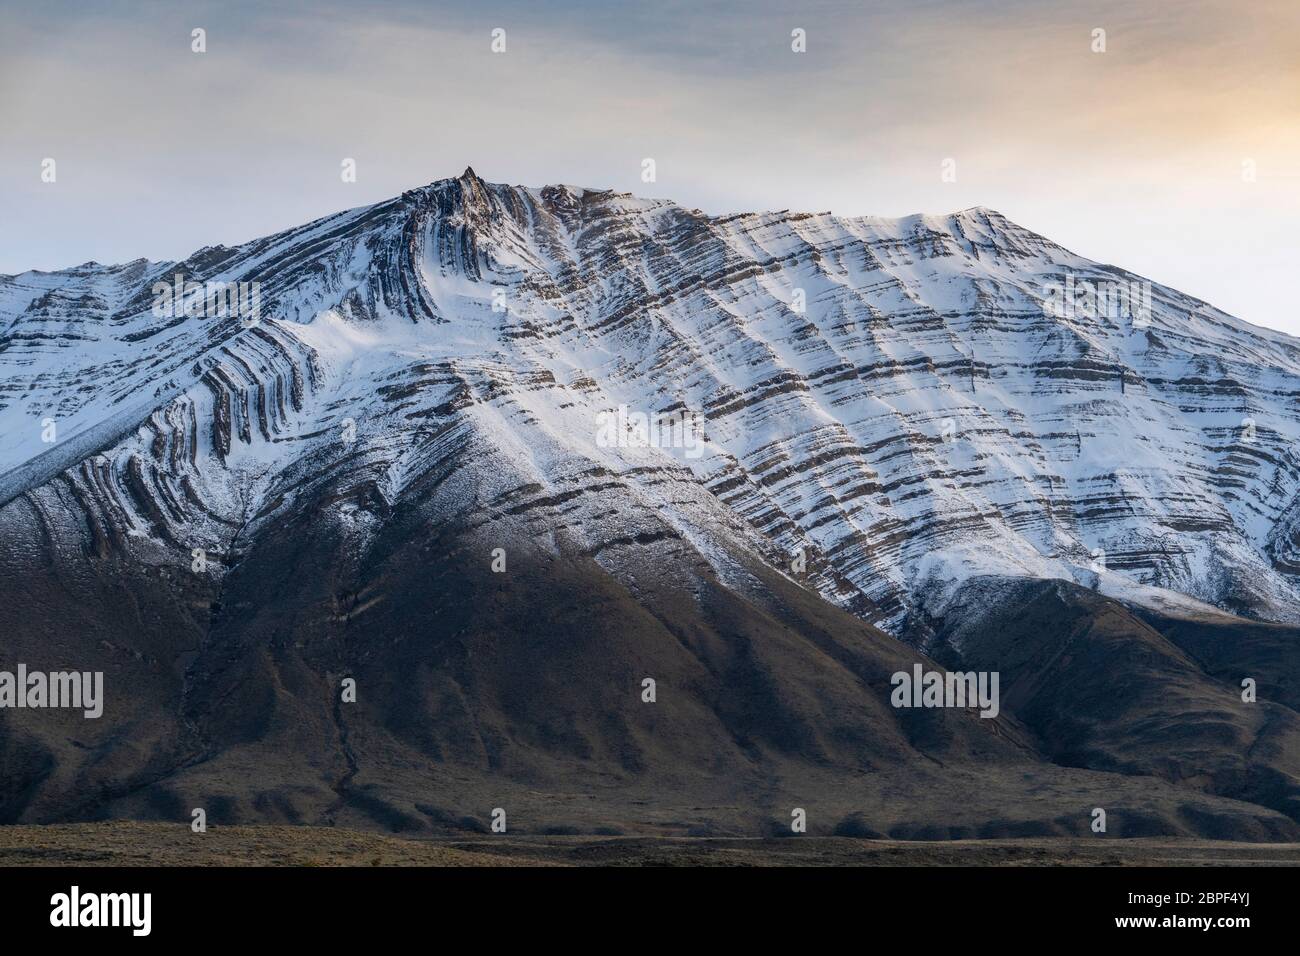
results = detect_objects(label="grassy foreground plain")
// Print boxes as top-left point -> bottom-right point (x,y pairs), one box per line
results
2,823 -> 1299,866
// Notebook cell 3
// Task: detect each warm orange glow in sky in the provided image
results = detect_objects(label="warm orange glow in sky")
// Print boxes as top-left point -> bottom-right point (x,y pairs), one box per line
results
3,1 -> 1297,331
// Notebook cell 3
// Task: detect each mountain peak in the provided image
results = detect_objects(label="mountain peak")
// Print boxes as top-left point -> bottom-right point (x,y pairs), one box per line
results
948,205 -> 1013,228
2,166 -> 1300,698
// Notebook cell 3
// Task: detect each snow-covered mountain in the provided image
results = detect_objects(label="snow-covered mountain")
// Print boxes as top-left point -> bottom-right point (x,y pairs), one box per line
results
4,167 -> 1300,637
8,169 -> 1300,837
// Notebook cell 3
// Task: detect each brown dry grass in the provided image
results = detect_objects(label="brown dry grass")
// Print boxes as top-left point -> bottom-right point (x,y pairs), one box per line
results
3,822 -> 1299,866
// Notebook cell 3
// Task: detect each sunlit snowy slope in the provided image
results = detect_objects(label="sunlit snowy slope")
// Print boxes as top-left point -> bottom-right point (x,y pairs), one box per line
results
4,168 -> 1300,636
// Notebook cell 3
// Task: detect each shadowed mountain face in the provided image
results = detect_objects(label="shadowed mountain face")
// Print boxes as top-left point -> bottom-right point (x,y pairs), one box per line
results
1,171 -> 1299,838
3,496 -> 1298,840
927,577 -> 1300,827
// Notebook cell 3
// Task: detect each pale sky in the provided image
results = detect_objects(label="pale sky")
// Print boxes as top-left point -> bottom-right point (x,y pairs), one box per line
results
2,0 -> 1298,333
